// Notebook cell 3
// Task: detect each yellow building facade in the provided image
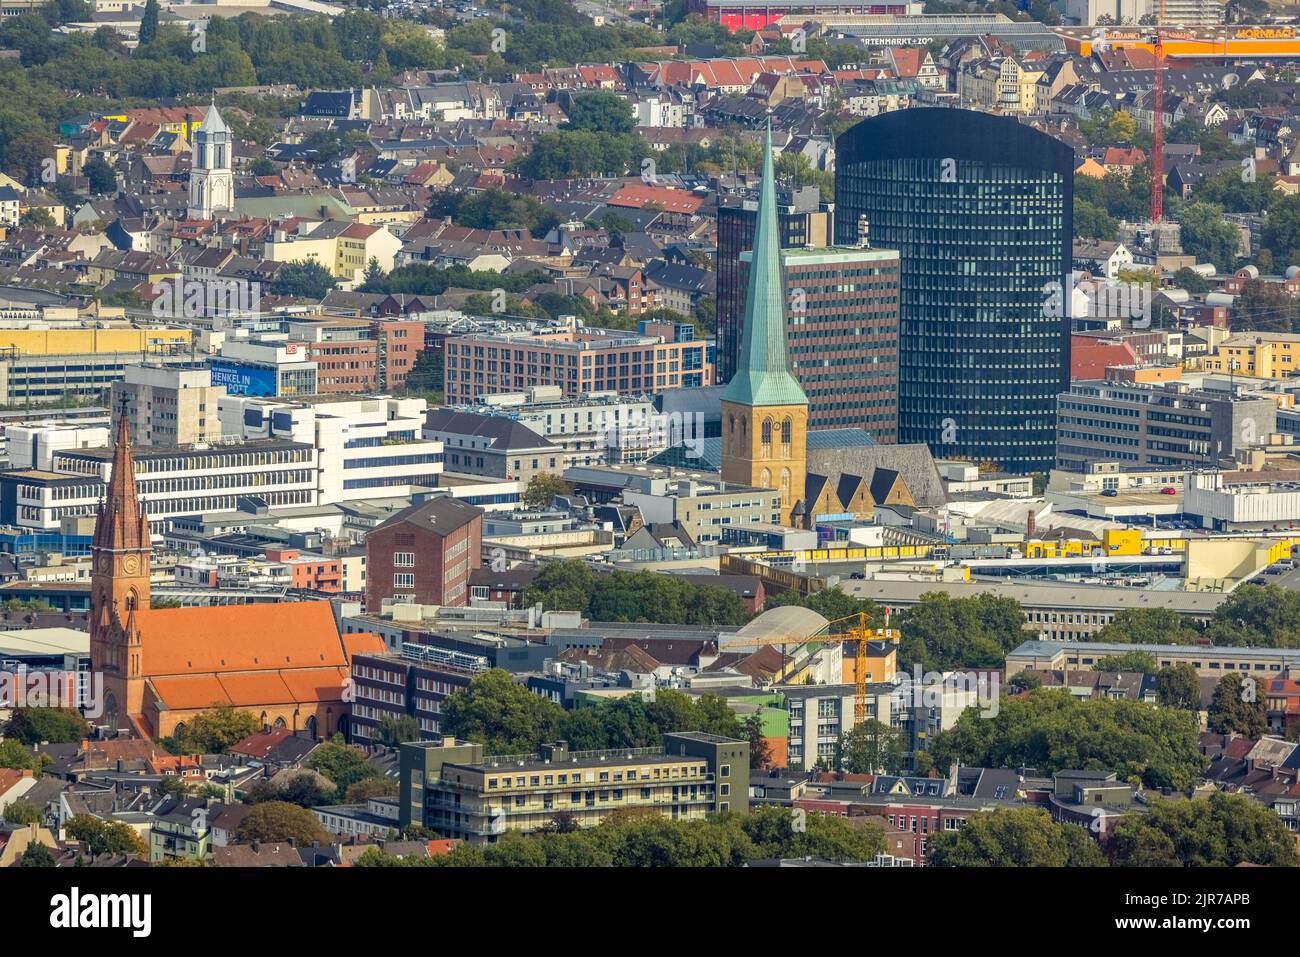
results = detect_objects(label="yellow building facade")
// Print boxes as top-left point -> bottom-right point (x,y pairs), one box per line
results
1201,334 -> 1300,379
0,328 -> 192,356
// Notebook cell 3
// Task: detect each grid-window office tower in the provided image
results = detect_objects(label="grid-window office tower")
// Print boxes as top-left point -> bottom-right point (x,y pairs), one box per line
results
716,185 -> 831,385
834,109 -> 1072,474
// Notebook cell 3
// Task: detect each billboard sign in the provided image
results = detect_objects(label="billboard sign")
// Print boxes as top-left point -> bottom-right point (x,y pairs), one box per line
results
211,361 -> 277,397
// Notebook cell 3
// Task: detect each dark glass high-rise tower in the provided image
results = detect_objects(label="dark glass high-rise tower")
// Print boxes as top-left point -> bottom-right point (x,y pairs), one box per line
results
834,109 -> 1072,475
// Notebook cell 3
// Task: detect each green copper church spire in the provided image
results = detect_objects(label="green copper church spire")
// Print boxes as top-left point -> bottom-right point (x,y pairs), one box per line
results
720,122 -> 809,408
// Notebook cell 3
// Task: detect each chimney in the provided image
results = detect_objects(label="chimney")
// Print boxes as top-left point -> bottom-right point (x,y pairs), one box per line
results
1026,509 -> 1036,538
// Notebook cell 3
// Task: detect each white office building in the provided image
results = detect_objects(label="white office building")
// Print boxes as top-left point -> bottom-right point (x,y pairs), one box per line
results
5,420 -> 111,471
1,397 -> 444,532
474,387 -> 662,464
220,394 -> 444,504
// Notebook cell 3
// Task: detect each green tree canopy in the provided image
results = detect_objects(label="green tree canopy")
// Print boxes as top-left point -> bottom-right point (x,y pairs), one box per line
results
1154,662 -> 1201,711
563,91 -> 635,135
19,840 -> 55,866
1,799 -> 42,825
1176,202 -> 1243,271
441,671 -> 742,755
376,714 -> 420,747
307,736 -> 380,802
363,806 -> 884,867
1110,792 -> 1299,866
1207,673 -> 1267,737
520,560 -> 749,627
930,689 -> 1206,790
1094,650 -> 1159,674
927,807 -> 1107,867
233,801 -> 332,845
1204,584 -> 1300,646
896,592 -> 1029,672
0,738 -> 47,772
174,704 -> 260,754
1170,266 -> 1210,294
442,668 -> 567,754
65,814 -> 147,857
837,719 -> 906,774
269,260 -> 338,299
139,0 -> 159,44
6,707 -> 89,745
1093,607 -> 1201,645
521,473 -> 571,510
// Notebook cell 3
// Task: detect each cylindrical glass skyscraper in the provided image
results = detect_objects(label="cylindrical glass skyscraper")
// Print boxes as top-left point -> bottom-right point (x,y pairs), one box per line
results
834,108 -> 1072,475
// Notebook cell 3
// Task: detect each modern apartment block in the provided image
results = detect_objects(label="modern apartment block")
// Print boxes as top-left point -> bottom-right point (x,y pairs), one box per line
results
734,245 -> 900,439
836,109 -> 1072,474
1056,375 -> 1278,470
398,732 -> 749,841
111,364 -> 223,448
783,683 -> 895,770
443,323 -> 713,404
716,184 -> 831,385
469,387 -> 662,464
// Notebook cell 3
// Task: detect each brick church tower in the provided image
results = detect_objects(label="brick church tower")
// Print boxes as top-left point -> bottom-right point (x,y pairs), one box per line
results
89,408 -> 152,728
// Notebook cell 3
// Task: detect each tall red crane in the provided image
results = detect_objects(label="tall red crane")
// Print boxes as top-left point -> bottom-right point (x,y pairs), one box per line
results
1150,0 -> 1167,224
1151,27 -> 1164,223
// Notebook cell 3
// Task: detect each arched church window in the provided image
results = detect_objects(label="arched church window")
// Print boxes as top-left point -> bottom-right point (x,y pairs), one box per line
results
781,417 -> 792,446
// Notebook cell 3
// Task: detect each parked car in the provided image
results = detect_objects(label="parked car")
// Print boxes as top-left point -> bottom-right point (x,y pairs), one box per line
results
1160,487 -> 1177,495
1101,489 -> 1118,497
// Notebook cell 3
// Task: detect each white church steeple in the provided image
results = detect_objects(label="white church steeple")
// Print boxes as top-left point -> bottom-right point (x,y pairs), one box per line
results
188,100 -> 233,220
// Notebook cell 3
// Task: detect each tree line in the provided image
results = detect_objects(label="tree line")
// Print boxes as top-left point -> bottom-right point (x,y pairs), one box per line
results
356,804 -> 887,867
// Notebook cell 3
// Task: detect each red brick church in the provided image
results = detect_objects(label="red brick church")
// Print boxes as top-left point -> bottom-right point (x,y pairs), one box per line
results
90,411 -> 385,740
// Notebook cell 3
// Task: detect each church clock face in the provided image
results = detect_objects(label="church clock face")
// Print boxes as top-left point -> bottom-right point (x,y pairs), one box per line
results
96,554 -> 112,574
122,555 -> 140,576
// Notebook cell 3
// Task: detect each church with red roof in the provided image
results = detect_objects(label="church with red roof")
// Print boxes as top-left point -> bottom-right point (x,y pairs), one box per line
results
89,410 -> 385,740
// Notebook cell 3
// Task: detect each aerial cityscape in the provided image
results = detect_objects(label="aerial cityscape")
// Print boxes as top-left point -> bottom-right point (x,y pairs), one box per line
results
0,0 -> 1298,903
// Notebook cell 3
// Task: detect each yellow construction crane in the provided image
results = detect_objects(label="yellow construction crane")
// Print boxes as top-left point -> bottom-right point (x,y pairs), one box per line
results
750,609 -> 898,722
824,611 -> 898,724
